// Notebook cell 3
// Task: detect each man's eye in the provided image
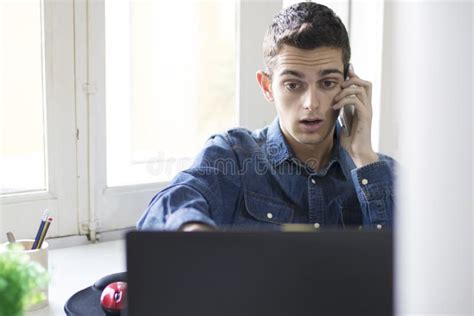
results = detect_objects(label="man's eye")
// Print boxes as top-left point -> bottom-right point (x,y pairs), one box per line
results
321,80 -> 337,89
285,83 -> 300,91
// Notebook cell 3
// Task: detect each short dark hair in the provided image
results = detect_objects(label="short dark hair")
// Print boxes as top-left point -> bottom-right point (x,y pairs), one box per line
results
263,2 -> 351,74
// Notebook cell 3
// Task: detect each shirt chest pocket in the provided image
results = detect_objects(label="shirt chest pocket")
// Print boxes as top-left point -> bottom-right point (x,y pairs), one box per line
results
234,190 -> 294,228
335,195 -> 363,226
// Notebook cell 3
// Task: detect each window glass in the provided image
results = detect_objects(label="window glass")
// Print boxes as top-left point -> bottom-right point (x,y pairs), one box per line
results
0,0 -> 46,195
105,0 -> 237,186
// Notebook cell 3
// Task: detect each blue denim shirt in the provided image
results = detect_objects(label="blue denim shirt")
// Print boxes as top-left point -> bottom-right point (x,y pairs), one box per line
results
137,117 -> 396,231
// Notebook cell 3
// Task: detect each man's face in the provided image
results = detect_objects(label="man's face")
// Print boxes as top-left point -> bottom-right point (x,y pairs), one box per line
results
269,45 -> 345,149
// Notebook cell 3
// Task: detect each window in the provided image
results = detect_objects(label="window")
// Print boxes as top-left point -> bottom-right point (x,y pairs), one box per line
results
81,0 -> 254,234
0,0 -> 79,238
0,0 -> 46,195
105,0 -> 237,186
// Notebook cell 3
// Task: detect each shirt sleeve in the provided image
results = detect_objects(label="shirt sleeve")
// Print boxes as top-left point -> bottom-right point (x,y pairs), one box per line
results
350,154 -> 396,229
137,134 -> 241,231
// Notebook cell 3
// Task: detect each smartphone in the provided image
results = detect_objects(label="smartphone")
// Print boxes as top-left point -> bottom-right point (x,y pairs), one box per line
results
338,64 -> 355,137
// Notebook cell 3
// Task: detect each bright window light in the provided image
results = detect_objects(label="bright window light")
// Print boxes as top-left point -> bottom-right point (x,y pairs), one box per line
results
0,0 -> 46,195
105,0 -> 237,186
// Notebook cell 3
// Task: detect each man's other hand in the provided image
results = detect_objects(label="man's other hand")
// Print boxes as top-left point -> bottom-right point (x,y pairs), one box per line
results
179,222 -> 215,232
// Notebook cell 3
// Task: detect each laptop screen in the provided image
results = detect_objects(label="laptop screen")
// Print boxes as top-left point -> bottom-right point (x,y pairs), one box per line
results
126,231 -> 392,316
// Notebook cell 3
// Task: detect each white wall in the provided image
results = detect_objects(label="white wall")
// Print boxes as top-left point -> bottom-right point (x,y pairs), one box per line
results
237,0 -> 281,130
385,1 -> 473,315
379,0 -> 399,159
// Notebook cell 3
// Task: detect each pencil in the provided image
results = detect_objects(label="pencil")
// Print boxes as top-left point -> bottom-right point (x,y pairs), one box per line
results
31,210 -> 48,250
36,217 -> 53,249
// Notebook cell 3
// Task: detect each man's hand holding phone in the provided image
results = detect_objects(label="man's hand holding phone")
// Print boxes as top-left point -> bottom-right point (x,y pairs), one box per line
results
333,64 -> 379,168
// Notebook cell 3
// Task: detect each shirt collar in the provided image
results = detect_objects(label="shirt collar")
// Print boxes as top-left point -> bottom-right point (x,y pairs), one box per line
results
265,117 -> 293,166
265,117 -> 355,179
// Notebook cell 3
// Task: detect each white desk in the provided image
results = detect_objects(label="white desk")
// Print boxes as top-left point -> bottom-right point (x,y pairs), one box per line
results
26,240 -> 126,316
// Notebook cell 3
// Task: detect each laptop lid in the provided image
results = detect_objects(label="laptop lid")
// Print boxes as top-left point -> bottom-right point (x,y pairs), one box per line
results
126,231 -> 392,316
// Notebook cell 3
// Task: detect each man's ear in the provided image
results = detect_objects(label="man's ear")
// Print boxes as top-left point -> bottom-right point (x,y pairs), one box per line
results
256,70 -> 274,102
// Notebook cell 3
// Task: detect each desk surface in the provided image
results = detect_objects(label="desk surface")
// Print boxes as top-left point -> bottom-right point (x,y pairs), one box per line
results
26,240 -> 126,316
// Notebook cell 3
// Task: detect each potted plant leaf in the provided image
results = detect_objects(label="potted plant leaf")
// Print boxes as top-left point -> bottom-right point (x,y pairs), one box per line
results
0,245 -> 49,316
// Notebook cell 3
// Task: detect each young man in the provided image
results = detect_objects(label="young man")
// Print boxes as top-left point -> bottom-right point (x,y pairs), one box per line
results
137,2 -> 395,232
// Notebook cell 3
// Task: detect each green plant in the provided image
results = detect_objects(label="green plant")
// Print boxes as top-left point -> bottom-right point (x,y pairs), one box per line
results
0,245 -> 49,316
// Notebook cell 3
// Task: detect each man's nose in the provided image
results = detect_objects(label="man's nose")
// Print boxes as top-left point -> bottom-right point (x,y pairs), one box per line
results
302,86 -> 320,111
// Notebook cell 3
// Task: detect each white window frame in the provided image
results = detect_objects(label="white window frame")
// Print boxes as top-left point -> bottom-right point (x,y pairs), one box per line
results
81,0 -> 282,238
0,0 -> 79,239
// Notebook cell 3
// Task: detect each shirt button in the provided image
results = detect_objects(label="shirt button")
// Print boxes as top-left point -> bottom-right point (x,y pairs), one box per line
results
314,223 -> 320,229
376,224 -> 382,230
266,213 -> 273,219
361,178 -> 369,185
311,178 -> 316,184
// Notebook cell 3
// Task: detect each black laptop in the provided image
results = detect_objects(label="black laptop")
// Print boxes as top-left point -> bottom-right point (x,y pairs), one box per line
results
126,230 -> 392,316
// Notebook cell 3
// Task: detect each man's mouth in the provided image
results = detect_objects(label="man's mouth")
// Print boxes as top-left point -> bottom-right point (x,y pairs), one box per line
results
299,118 -> 324,131
300,118 -> 323,124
